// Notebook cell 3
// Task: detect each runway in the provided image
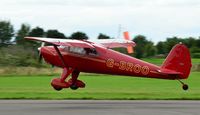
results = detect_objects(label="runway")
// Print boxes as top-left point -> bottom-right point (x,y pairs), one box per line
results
0,100 -> 200,115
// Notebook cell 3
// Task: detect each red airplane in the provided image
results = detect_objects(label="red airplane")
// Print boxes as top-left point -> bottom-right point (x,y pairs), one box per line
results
25,32 -> 192,91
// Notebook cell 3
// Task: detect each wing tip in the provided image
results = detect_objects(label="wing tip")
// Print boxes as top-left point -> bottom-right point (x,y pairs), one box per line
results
24,36 -> 35,40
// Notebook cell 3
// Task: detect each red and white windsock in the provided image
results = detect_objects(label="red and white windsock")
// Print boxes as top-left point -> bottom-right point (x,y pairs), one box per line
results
123,31 -> 134,53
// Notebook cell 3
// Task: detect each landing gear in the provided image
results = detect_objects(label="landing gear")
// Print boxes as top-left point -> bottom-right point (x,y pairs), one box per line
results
178,79 -> 189,91
182,84 -> 189,90
53,86 -> 62,91
51,67 -> 72,91
68,70 -> 85,90
51,45 -> 85,91
51,67 -> 85,91
51,78 -> 69,91
70,85 -> 79,90
68,79 -> 86,90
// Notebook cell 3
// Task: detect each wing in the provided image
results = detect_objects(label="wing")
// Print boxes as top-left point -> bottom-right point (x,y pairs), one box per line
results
25,37 -> 94,48
90,39 -> 136,48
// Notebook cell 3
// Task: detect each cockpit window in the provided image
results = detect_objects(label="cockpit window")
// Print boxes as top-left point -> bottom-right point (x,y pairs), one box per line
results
61,46 -> 98,56
84,48 -> 98,56
69,47 -> 86,55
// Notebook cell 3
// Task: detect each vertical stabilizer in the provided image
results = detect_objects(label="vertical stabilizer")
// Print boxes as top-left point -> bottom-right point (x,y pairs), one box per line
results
161,43 -> 192,79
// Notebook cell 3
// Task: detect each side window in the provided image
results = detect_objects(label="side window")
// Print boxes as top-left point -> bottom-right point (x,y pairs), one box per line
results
69,47 -> 86,55
85,48 -> 98,56
63,46 -> 69,52
62,46 -> 98,56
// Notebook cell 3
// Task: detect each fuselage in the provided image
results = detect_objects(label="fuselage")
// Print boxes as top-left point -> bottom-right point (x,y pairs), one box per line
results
41,44 -> 176,79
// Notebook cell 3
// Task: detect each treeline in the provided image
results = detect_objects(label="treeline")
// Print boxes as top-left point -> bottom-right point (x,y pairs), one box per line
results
0,20 -> 199,66
132,35 -> 200,58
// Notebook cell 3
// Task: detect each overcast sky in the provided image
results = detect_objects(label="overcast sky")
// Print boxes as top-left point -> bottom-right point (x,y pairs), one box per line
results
0,0 -> 200,43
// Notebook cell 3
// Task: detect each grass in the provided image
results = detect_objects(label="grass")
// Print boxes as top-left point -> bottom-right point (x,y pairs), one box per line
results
142,58 -> 200,65
142,58 -> 164,65
0,72 -> 199,100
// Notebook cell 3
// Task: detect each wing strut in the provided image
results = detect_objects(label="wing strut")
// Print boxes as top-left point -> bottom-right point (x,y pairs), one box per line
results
53,45 -> 67,67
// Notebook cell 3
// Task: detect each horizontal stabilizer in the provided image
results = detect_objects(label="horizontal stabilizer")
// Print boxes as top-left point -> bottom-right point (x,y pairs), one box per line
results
156,68 -> 182,75
123,31 -> 134,53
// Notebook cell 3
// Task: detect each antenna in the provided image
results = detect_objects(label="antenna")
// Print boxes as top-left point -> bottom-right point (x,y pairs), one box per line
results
117,24 -> 121,39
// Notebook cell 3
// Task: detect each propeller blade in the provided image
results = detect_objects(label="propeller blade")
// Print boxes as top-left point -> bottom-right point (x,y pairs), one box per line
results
123,31 -> 134,53
51,64 -> 55,68
38,42 -> 45,63
38,53 -> 43,63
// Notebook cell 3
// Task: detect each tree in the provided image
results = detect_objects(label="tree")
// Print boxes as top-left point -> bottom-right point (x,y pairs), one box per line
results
70,31 -> 88,40
133,35 -> 156,58
0,45 -> 41,67
196,38 -> 200,48
144,41 -> 157,57
156,41 -> 167,54
29,27 -> 44,37
182,37 -> 196,48
28,27 -> 45,48
165,37 -> 181,53
15,24 -> 31,45
97,33 -> 110,39
0,21 -> 14,45
46,30 -> 66,38
132,35 -> 148,58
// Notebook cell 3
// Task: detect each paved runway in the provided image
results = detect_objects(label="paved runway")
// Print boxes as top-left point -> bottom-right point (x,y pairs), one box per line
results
0,100 -> 200,115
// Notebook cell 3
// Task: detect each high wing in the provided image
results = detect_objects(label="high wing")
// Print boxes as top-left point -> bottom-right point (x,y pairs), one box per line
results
25,37 -> 94,48
25,37 -> 135,54
90,39 -> 136,48
25,37 -> 135,49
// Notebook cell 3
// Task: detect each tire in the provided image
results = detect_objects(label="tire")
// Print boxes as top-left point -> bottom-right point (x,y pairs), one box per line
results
70,85 -> 79,90
53,86 -> 62,91
182,84 -> 189,90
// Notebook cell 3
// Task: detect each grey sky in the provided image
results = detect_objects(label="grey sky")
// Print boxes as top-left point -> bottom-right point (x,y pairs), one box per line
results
0,0 -> 200,43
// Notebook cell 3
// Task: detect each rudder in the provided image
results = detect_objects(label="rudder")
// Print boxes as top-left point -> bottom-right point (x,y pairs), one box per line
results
161,43 -> 192,79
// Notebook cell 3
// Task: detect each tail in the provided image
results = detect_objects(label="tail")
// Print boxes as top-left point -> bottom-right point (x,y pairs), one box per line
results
161,43 -> 192,79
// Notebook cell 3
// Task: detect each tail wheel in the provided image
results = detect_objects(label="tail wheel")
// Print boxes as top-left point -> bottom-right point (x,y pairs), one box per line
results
178,79 -> 189,91
182,84 -> 189,91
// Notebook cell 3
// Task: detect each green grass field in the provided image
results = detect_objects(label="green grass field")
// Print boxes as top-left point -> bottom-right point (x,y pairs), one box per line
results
0,72 -> 199,100
142,58 -> 200,65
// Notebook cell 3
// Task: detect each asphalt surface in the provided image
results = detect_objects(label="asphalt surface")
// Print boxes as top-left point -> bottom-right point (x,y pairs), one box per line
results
0,100 -> 200,115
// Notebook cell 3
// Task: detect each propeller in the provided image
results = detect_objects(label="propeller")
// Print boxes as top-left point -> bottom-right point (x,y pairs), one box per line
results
38,42 -> 45,63
123,31 -> 134,53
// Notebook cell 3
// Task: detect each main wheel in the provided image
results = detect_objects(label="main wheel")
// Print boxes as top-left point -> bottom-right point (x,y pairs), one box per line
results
51,78 -> 63,91
53,86 -> 62,91
182,84 -> 189,90
70,84 -> 79,90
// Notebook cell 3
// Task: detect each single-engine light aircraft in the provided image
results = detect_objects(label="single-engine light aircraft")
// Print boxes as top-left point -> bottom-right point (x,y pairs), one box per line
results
25,32 -> 192,91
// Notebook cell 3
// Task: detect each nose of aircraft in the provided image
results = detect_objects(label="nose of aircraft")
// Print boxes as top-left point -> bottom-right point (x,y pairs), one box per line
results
40,46 -> 56,62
